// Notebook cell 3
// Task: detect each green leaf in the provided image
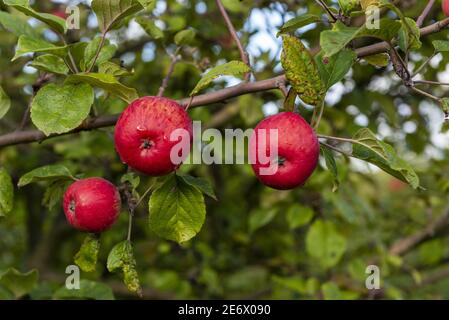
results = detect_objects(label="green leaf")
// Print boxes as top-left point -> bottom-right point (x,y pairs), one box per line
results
65,73 -> 138,104
0,168 -> 14,217
286,204 -> 314,229
107,240 -> 142,296
149,174 -> 206,243
441,98 -> 449,114
320,145 -> 340,192
249,209 -> 277,233
75,234 -> 100,273
91,0 -> 145,33
174,29 -> 196,46
281,35 -> 325,106
53,280 -> 114,300
4,0 -> 67,34
315,49 -> 356,90
137,0 -> 156,9
121,172 -> 141,190
363,53 -> 389,67
0,268 -> 38,298
136,16 -> 164,39
432,40 -> 449,52
0,11 -> 40,38
338,0 -> 361,14
306,219 -> 347,269
351,128 -> 420,189
12,35 -> 68,61
277,14 -> 321,36
29,54 -> 69,75
190,61 -> 250,96
177,174 -> 217,200
18,164 -> 75,187
82,37 -> 117,71
99,61 -> 133,77
320,20 -> 401,57
321,282 -> 342,300
398,17 -> 421,52
283,88 -> 297,112
31,83 -> 94,136
42,179 -> 71,211
0,86 -> 11,119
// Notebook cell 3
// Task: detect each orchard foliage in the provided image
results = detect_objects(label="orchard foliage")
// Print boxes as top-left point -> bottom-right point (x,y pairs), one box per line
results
0,0 -> 449,299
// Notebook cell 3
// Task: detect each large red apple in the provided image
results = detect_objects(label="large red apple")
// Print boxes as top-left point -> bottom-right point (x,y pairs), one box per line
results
444,0 -> 449,17
114,96 -> 193,176
63,178 -> 121,233
249,112 -> 319,190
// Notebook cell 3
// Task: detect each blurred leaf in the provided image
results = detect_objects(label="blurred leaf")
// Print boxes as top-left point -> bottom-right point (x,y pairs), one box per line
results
351,128 -> 420,189
18,164 -> 75,187
286,204 -> 314,229
190,61 -> 250,96
338,0 -> 361,14
91,0 -> 144,33
53,280 -> 114,300
42,179 -> 70,211
107,240 -> 142,297
29,54 -> 69,75
136,16 -> 164,39
0,268 -> 38,298
0,168 -> 14,217
174,29 -> 196,46
0,11 -> 40,37
277,14 -> 321,36
0,86 -> 11,120
321,282 -> 342,300
31,83 -> 94,135
75,234 -> 100,273
306,219 -> 347,268
433,40 -> 449,52
149,174 -> 206,243
249,208 -> 277,233
321,145 -> 339,192
4,0 -> 66,34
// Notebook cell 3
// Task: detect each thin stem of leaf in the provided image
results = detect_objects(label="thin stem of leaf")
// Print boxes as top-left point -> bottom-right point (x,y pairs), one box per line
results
412,52 -> 437,78
414,79 -> 449,86
314,0 -> 337,22
320,141 -> 352,157
88,33 -> 107,73
410,86 -> 440,101
313,99 -> 326,130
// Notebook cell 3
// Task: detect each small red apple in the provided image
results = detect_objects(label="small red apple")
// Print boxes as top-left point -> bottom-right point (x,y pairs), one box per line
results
444,0 -> 449,17
51,9 -> 67,19
249,112 -> 319,190
63,178 -> 121,233
114,96 -> 193,176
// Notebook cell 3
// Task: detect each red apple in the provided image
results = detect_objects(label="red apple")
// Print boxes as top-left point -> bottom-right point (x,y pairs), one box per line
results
63,178 -> 121,233
444,0 -> 449,17
249,112 -> 319,190
114,96 -> 193,176
51,9 -> 67,19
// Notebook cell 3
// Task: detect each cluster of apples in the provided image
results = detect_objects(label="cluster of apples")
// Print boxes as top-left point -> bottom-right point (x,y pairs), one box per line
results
63,96 -> 319,233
